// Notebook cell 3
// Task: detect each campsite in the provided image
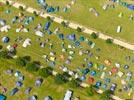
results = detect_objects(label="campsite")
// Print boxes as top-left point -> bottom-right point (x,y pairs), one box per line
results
1,0 -> 134,100
13,0 -> 134,43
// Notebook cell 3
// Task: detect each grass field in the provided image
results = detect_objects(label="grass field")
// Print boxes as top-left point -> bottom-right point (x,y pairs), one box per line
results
0,59 -> 100,100
13,0 -> 134,43
0,4 -> 134,99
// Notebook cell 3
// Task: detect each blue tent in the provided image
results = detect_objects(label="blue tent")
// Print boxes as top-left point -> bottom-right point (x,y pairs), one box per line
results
75,41 -> 80,46
80,75 -> 86,81
16,81 -> 23,87
83,68 -> 90,75
37,0 -> 45,4
67,34 -> 76,41
127,4 -> 134,10
44,22 -> 51,30
87,62 -> 93,68
47,30 -> 52,35
0,94 -> 6,100
95,81 -> 101,87
47,7 -> 55,13
58,34 -> 64,40
10,88 -> 19,96
90,70 -> 96,76
2,37 -> 10,43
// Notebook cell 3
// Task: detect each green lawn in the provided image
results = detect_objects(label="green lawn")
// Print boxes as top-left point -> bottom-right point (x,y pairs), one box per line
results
13,0 -> 134,43
0,4 -> 134,99
0,59 -> 100,100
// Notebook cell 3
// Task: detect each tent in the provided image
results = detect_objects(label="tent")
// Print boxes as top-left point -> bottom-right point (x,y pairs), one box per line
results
10,88 -> 19,96
58,34 -> 64,40
64,90 -> 73,100
0,94 -> 6,100
80,75 -> 86,81
2,37 -> 10,43
66,34 -> 76,41
16,81 -> 23,87
14,71 -> 21,77
111,67 -> 118,74
44,22 -> 51,30
95,81 -> 101,87
25,87 -> 32,94
88,77 -> 95,84
35,78 -> 43,87
35,31 -> 44,37
0,19 -> 6,26
44,96 -> 52,100
22,38 -> 31,48
90,70 -> 96,76
28,95 -> 37,100
0,25 -> 11,32
37,0 -> 46,4
11,16 -> 18,24
87,62 -> 93,68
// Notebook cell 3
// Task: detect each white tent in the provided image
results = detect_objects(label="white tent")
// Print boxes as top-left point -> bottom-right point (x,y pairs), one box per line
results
35,31 -> 44,37
64,90 -> 73,100
22,38 -> 31,48
117,26 -> 121,33
0,25 -> 11,32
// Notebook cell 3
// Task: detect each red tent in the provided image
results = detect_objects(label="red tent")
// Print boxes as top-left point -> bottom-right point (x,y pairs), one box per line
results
88,77 -> 95,84
111,67 -> 118,74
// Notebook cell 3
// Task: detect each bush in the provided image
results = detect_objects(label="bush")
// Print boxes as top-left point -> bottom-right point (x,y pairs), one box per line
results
100,90 -> 113,100
61,21 -> 67,27
38,67 -> 53,78
62,72 -> 71,81
54,74 -> 66,85
86,85 -> 95,96
76,27 -> 82,32
46,16 -> 51,21
26,62 -> 39,72
106,39 -> 113,44
91,32 -> 98,39
23,56 -> 31,62
16,57 -> 26,67
19,6 -> 24,11
0,50 -> 9,59
0,45 -> 3,50
68,79 -> 80,88
6,1 -> 9,6
33,11 -> 38,17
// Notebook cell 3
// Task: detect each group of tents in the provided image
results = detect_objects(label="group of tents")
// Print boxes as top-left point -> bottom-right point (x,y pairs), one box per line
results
112,0 -> 134,11
37,0 -> 76,13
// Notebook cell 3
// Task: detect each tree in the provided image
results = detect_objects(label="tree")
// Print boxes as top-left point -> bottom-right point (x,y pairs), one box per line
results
16,57 -> 26,67
61,21 -> 67,27
100,90 -> 113,100
54,74 -> 66,85
0,45 -> 3,50
23,56 -> 31,62
19,6 -> 24,11
77,27 -> 82,32
6,1 -> 9,6
33,11 -> 38,17
86,85 -> 95,96
91,32 -> 98,39
0,50 -> 9,59
26,62 -> 39,72
38,67 -> 53,78
62,72 -> 71,81
106,39 -> 113,44
46,16 -> 52,21
68,79 -> 80,88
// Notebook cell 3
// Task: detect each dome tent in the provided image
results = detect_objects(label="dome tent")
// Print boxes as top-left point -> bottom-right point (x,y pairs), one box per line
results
2,36 -> 10,43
